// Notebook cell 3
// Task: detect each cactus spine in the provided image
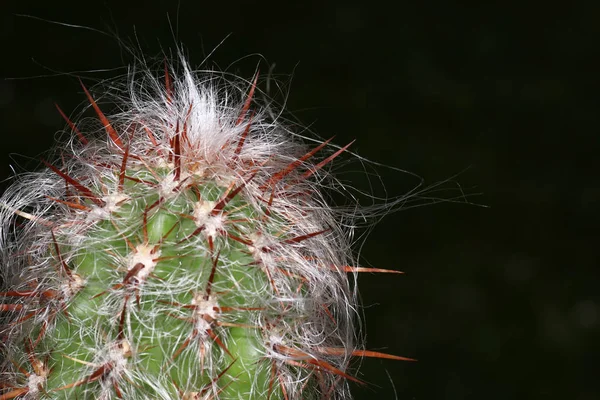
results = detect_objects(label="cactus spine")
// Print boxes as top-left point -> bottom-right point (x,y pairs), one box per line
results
0,58 -> 407,399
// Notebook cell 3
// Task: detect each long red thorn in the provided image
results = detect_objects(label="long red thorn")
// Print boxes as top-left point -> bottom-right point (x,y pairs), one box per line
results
142,209 -> 149,244
46,196 -> 91,211
172,123 -> 182,181
316,346 -> 417,361
301,140 -> 355,180
118,141 -> 131,192
85,363 -> 111,384
43,161 -> 104,207
164,60 -> 173,104
0,291 -> 41,298
55,103 -> 88,145
24,338 -> 37,369
182,103 -> 193,146
206,328 -> 233,358
53,361 -> 111,391
143,126 -> 159,147
234,110 -> 254,156
122,263 -> 144,286
336,265 -> 404,274
268,360 -> 277,400
305,358 -> 363,384
147,198 -> 163,212
159,222 -> 179,245
114,381 -> 123,398
236,72 -> 259,126
212,172 -> 258,214
264,189 -> 275,217
265,137 -> 334,188
9,357 -> 29,377
212,358 -> 237,385
0,304 -> 23,312
51,230 -> 73,279
11,312 -> 35,324
351,349 -> 417,361
117,301 -> 127,340
275,344 -> 364,384
283,229 -> 330,245
204,250 -> 221,298
216,306 -> 264,313
0,388 -> 28,400
79,79 -> 123,149
176,225 -> 205,245
225,232 -> 252,246
278,373 -> 290,400
171,335 -> 193,361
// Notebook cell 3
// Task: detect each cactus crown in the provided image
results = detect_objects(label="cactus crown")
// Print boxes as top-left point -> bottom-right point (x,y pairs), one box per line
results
0,56 -> 407,399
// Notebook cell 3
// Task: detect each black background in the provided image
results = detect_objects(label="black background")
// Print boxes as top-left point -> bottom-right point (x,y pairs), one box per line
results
1,1 -> 599,399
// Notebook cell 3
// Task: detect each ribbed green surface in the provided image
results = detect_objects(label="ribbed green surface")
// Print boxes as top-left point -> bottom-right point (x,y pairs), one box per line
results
38,171 -> 278,398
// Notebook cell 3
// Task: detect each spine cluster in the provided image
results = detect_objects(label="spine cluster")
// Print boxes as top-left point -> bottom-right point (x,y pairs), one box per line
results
0,59 -> 407,399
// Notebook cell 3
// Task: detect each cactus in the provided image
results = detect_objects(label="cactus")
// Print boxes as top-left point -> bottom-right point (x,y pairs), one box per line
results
0,58 -> 410,399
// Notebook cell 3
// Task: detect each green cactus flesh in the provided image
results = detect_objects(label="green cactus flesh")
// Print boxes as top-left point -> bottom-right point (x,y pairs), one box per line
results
42,171 -> 277,398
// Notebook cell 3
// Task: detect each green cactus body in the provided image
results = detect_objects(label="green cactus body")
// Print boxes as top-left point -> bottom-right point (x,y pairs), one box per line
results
44,172 -> 276,398
0,59 -> 407,399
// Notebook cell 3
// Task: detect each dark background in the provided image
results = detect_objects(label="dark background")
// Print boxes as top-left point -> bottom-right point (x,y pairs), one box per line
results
1,1 -> 598,399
